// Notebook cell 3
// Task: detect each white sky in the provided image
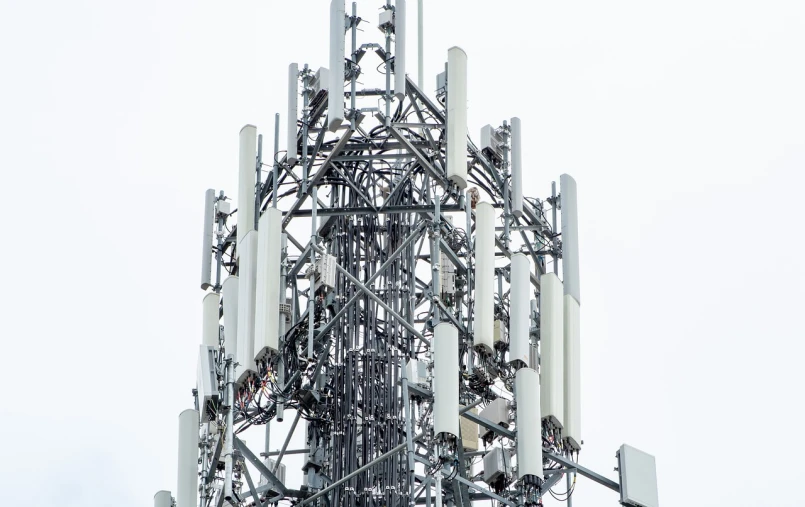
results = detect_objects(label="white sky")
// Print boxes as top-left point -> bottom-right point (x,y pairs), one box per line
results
2,0 -> 804,505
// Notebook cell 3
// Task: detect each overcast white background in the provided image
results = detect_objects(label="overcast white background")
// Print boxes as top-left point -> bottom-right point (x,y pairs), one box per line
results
2,0 -> 804,505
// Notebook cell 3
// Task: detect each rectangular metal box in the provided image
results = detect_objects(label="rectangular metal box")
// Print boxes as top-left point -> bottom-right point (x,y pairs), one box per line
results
482,447 -> 511,484
479,397 -> 509,439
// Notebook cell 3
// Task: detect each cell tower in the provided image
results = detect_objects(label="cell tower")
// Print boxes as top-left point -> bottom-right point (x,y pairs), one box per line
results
159,2 -> 660,507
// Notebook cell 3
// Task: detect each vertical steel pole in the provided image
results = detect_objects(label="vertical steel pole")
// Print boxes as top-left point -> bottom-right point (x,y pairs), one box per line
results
223,356 -> 235,502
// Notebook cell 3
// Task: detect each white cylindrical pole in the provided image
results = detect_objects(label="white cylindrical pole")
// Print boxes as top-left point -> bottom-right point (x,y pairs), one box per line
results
510,117 -> 523,218
254,207 -> 282,360
201,189 -> 216,290
446,46 -> 468,189
563,294 -> 581,450
539,273 -> 564,427
237,125 -> 257,243
515,367 -> 542,479
202,292 -> 220,348
287,63 -> 299,165
328,0 -> 346,131
236,230 -> 258,383
433,322 -> 459,438
221,276 -> 239,358
417,0 -> 423,90
473,202 -> 494,353
508,253 -> 531,366
177,409 -> 200,507
394,0 -> 407,101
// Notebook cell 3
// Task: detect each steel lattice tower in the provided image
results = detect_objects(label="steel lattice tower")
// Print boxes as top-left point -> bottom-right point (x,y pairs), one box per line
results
156,3 -> 660,507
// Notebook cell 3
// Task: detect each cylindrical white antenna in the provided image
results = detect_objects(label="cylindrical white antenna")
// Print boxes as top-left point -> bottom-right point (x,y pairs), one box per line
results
202,292 -> 220,348
417,0 -> 423,90
154,491 -> 172,507
446,46 -> 468,189
433,322 -> 459,438
473,202 -> 494,353
539,273 -> 564,427
177,409 -> 199,507
508,253 -> 531,366
221,276 -> 239,358
236,230 -> 258,383
510,117 -> 523,218
238,125 -> 257,242
201,189 -> 216,290
394,0 -> 407,101
515,367 -> 542,479
254,207 -> 282,360
560,174 -> 580,304
287,63 -> 299,165
563,293 -> 581,449
328,0 -> 346,132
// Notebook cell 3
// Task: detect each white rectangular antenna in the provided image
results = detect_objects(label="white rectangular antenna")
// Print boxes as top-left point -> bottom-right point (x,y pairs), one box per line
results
202,292 -> 220,348
539,273 -> 564,427
433,322 -> 459,438
515,367 -> 542,479
177,409 -> 199,507
473,202 -> 494,353
394,0 -> 407,101
510,117 -> 523,218
560,174 -> 580,304
154,491 -> 172,507
328,0 -> 345,132
618,444 -> 660,507
221,275 -> 239,358
446,47 -> 468,188
287,63 -> 299,165
508,253 -> 532,366
238,125 -> 257,242
236,230 -> 258,384
197,345 -> 218,422
563,293 -> 581,449
254,207 -> 282,360
201,188 -> 215,289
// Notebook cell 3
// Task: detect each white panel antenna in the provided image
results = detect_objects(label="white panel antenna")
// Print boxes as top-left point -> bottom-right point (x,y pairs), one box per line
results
197,345 -> 219,422
221,275 -> 239,358
202,292 -> 220,348
287,63 -> 299,165
618,444 -> 660,507
563,293 -> 581,449
238,125 -> 257,242
560,174 -> 580,304
515,367 -> 542,479
254,207 -> 282,360
510,117 -> 523,218
473,202 -> 494,353
201,188 -> 216,289
539,273 -> 564,427
236,230 -> 258,384
446,46 -> 468,188
177,409 -> 200,507
508,253 -> 532,366
328,0 -> 346,132
394,0 -> 406,101
433,322 -> 459,438
154,491 -> 172,507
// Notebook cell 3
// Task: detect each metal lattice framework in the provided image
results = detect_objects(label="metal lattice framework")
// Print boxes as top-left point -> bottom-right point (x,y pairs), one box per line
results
158,3 -> 658,507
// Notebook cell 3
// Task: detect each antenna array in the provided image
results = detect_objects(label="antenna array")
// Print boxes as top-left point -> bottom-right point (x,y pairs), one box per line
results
158,2 -> 659,507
